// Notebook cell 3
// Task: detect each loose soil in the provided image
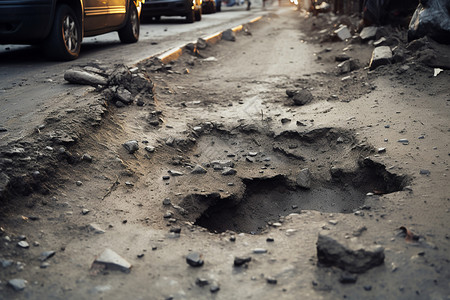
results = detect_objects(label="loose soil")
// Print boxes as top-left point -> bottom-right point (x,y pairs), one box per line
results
0,7 -> 449,300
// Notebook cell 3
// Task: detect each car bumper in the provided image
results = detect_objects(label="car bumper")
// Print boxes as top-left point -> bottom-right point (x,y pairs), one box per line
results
0,0 -> 53,44
142,0 -> 191,17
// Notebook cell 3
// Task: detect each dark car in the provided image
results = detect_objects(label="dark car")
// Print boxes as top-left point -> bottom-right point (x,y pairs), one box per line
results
0,0 -> 143,60
202,0 -> 216,13
142,0 -> 202,23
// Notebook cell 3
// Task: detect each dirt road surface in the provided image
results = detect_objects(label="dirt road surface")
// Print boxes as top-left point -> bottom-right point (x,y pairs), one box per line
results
1,6 -> 449,300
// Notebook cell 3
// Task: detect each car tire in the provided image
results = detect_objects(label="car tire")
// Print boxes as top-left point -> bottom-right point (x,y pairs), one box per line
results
195,8 -> 202,21
44,4 -> 81,60
186,9 -> 195,23
118,5 -> 140,43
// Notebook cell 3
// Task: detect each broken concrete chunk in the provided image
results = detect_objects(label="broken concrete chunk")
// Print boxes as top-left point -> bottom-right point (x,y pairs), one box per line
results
369,46 -> 392,70
222,29 -> 236,42
360,26 -> 378,41
93,248 -> 131,273
191,164 -> 207,174
8,278 -> 27,291
296,168 -> 311,189
316,233 -> 385,273
123,140 -> 139,154
334,25 -> 351,41
64,69 -> 108,86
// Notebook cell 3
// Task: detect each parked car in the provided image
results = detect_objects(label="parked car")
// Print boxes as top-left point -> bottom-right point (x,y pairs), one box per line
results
0,0 -> 144,60
142,0 -> 202,23
202,0 -> 216,13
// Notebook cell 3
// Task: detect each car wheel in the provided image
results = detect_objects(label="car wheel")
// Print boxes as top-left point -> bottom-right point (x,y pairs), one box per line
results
186,8 -> 195,23
118,5 -> 139,43
44,4 -> 81,60
195,8 -> 202,21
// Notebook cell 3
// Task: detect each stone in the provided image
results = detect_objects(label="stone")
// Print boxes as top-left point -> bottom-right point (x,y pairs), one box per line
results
93,248 -> 131,273
296,168 -> 311,189
88,223 -> 105,234
266,277 -> 278,284
221,167 -> 237,176
145,146 -> 155,153
186,252 -> 204,267
163,198 -> 171,205
248,152 -> 258,157
316,233 -> 385,273
369,46 -> 392,70
287,89 -> 314,106
419,169 -> 430,175
195,277 -> 209,287
339,272 -> 358,284
234,256 -> 252,266
64,69 -> 108,86
168,170 -> 184,176
210,283 -> 220,293
373,37 -> 387,47
337,59 -> 360,74
211,160 -> 234,169
398,139 -> 409,144
222,29 -> 236,42
17,241 -> 29,248
39,250 -> 56,261
8,278 -> 27,291
334,25 -> 351,41
82,208 -> 90,215
116,88 -> 133,104
123,140 -> 139,154
335,53 -> 350,62
81,154 -> 93,162
360,26 -> 378,41
197,38 -> 207,50
246,156 -> 255,163
191,164 -> 207,174
253,248 -> 267,254
170,227 -> 181,234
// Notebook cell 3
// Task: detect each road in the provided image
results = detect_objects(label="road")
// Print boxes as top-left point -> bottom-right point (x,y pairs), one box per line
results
0,3 -> 283,147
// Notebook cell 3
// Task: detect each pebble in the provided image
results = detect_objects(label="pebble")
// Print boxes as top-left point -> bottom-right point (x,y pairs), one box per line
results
40,262 -> 50,268
210,283 -> 220,293
123,140 -> 139,154
398,139 -> 409,144
377,147 -> 386,153
163,198 -> 171,205
221,167 -> 237,176
191,164 -> 207,174
248,152 -> 258,157
186,252 -> 204,267
39,250 -> 56,261
145,146 -> 155,153
168,170 -> 184,176
266,237 -> 274,242
88,223 -> 105,234
253,248 -> 267,254
162,175 -> 170,180
364,285 -> 372,291
195,277 -> 209,287
76,181 -> 83,186
246,156 -> 255,163
229,236 -> 236,242
266,277 -> 277,284
339,272 -> 358,284
419,169 -> 430,175
234,256 -> 251,266
328,220 -> 338,225
93,248 -> 131,273
17,241 -> 29,248
82,209 -> 90,215
169,227 -> 181,234
8,278 -> 27,291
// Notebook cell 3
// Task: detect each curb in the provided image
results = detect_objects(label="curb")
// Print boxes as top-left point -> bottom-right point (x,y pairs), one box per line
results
157,16 -> 263,64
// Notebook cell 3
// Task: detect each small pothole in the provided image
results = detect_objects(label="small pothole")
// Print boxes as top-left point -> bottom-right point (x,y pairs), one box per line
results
194,161 -> 407,234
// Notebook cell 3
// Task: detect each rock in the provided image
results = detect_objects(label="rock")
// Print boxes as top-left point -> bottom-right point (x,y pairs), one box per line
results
335,53 -> 350,62
211,160 -> 234,170
165,137 -> 175,146
116,88 -> 133,104
39,250 -> 56,261
197,38 -> 207,50
82,208 -> 90,215
64,69 -> 108,86
334,25 -> 351,41
266,277 -> 277,284
296,168 -> 311,189
222,29 -> 236,42
8,278 -> 27,291
337,59 -> 360,74
93,248 -> 131,273
373,37 -> 387,47
234,256 -> 252,266
191,164 -> 207,174
419,169 -> 430,175
163,198 -> 171,205
369,46 -> 392,70
168,170 -> 184,176
246,156 -> 255,163
248,152 -> 258,157
81,154 -> 93,162
253,248 -> 267,254
170,227 -> 181,234
186,252 -> 204,267
195,277 -> 209,287
316,233 -> 385,273
88,223 -> 105,234
145,146 -> 155,153
392,47 -> 407,63
360,26 -> 378,41
339,272 -> 358,284
287,89 -> 314,106
1,259 -> 13,268
123,140 -> 139,154
17,241 -> 29,248
221,167 -> 237,176
210,283 -> 220,293
398,139 -> 409,144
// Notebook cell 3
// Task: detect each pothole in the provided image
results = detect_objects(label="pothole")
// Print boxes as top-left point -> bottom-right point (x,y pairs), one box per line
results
179,128 -> 408,234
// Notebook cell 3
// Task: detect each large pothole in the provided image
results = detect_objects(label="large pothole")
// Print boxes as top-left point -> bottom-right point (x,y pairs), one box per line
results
193,160 -> 406,234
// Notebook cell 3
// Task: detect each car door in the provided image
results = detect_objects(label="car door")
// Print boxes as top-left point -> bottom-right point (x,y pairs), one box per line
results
105,0 -> 127,28
83,0 -> 110,32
